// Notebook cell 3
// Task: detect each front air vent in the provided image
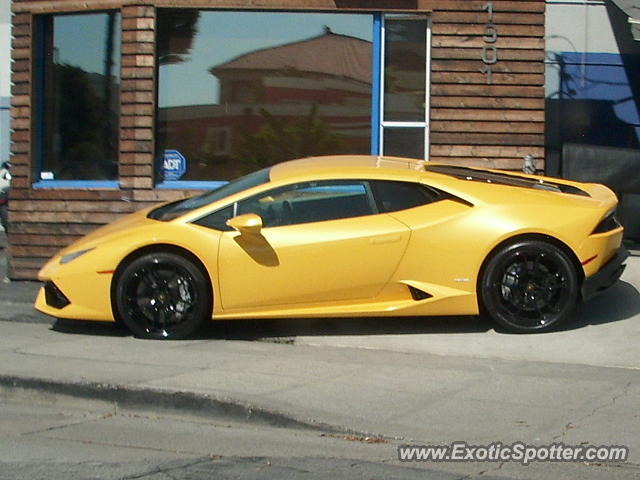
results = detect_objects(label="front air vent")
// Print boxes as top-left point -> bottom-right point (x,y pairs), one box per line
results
44,281 -> 71,309
409,286 -> 432,301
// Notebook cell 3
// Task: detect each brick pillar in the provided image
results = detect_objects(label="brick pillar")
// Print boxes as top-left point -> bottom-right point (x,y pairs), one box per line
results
8,12 -> 34,278
120,5 -> 155,198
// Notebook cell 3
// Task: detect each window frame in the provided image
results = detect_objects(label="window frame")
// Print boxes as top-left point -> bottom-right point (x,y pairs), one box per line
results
28,9 -> 434,191
154,9 -> 378,190
32,10 -> 122,189
375,14 -> 432,160
155,10 -> 433,190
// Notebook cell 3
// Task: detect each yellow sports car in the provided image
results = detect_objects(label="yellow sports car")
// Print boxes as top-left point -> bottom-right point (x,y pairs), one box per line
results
36,155 -> 628,339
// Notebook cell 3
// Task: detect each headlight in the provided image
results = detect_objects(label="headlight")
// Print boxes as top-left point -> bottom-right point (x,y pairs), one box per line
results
60,247 -> 95,265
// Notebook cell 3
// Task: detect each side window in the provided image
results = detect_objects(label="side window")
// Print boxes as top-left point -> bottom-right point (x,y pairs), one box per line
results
239,180 -> 376,227
371,180 -> 438,213
192,205 -> 234,231
193,180 -> 377,230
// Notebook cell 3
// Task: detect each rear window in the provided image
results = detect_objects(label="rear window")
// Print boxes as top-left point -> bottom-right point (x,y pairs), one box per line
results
371,180 -> 439,212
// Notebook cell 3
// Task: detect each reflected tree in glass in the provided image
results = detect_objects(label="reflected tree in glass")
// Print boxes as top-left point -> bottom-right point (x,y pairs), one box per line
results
233,105 -> 343,172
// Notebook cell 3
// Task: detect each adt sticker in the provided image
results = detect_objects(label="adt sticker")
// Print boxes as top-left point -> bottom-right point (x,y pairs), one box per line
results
162,149 -> 187,181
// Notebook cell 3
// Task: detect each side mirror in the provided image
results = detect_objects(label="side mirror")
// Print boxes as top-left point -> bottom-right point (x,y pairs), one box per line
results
226,213 -> 263,235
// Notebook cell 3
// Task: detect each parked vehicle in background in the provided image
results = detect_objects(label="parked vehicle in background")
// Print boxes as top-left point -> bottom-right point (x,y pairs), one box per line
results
0,161 -> 10,232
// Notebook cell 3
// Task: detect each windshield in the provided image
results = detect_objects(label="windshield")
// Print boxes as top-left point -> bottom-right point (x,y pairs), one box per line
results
148,167 -> 271,221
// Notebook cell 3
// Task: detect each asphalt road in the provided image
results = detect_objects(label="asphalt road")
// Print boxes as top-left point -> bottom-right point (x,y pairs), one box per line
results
2,399 -> 448,480
1,393 -> 636,480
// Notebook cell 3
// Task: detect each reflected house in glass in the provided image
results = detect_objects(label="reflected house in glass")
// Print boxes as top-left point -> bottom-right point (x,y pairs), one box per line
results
157,28 -> 373,180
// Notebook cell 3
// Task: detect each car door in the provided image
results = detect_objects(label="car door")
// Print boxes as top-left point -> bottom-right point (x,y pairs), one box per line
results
216,180 -> 411,311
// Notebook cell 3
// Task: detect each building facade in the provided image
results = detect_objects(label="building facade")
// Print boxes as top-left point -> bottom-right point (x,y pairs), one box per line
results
8,0 -> 545,279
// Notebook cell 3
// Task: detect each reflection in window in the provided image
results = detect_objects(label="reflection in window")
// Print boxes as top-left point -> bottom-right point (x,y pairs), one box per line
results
195,180 -> 375,230
383,17 -> 427,122
156,10 -> 373,182
35,13 -> 121,181
237,180 -> 374,227
152,166 -> 271,221
383,128 -> 424,159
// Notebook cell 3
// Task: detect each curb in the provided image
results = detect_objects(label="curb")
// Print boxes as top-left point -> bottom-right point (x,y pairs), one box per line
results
0,374 -> 386,440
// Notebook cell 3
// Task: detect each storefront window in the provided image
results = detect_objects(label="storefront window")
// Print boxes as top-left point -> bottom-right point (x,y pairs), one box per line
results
156,10 -> 373,184
34,12 -> 121,184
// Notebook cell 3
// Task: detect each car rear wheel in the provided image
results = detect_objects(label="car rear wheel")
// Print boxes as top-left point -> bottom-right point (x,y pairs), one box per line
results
480,240 -> 579,333
115,252 -> 211,340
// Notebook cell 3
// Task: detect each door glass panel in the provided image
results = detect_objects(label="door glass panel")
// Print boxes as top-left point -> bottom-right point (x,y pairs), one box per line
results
236,180 -> 374,227
383,17 -> 427,122
383,128 -> 424,159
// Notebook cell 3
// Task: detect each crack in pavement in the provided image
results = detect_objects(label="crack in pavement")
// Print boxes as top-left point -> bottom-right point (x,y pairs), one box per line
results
19,412 -> 115,437
119,458 -> 214,480
552,381 -> 632,441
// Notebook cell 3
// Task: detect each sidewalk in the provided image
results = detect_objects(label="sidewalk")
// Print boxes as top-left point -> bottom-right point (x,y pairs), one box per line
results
0,230 -> 50,323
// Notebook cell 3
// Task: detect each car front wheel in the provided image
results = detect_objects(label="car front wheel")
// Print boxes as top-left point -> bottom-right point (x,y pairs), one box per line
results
480,240 -> 579,333
115,252 -> 211,340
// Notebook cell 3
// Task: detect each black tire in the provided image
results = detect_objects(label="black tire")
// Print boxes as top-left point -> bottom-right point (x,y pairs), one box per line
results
480,240 -> 579,333
114,252 -> 212,339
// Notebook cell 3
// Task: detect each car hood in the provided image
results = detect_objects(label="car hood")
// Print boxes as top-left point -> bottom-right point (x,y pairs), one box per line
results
56,207 -> 159,257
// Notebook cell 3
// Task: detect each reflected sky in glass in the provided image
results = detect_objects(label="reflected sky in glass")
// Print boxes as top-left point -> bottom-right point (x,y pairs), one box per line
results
158,11 -> 373,107
54,13 -> 121,75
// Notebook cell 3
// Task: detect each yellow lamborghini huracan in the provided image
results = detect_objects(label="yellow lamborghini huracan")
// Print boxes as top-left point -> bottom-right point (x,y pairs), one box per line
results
36,155 -> 628,339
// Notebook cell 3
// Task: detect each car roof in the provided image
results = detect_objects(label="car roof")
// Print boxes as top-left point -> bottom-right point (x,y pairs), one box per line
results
268,155 -> 427,182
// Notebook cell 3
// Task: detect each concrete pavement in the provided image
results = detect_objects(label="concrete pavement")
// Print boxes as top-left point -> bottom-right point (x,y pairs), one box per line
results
1,230 -> 640,478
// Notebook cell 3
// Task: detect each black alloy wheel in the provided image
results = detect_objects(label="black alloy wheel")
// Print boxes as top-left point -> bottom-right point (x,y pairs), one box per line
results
115,252 -> 211,339
480,240 -> 579,333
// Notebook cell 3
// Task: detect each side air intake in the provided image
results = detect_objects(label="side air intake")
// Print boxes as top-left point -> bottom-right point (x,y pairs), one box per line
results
409,286 -> 432,301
